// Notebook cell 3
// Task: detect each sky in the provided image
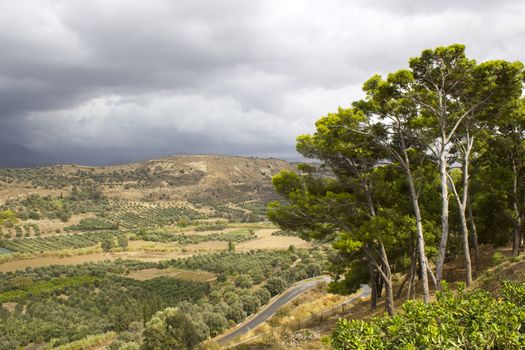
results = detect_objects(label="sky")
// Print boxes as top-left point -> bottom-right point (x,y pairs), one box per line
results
1,0 -> 524,164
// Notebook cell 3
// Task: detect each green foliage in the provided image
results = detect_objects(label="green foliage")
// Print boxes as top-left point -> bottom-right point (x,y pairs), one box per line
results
492,252 -> 507,265
0,210 -> 17,226
254,288 -> 271,305
0,275 -> 97,302
135,228 -> 255,245
42,332 -> 116,350
332,282 -> 525,349
142,308 -> 200,350
194,223 -> 227,232
101,238 -> 116,252
264,277 -> 287,296
0,231 -> 117,253
234,275 -> 252,289
113,206 -> 204,229
228,239 -> 235,252
118,234 -> 129,250
0,260 -> 209,348
0,248 -> 325,349
6,191 -> 107,223
66,218 -> 118,231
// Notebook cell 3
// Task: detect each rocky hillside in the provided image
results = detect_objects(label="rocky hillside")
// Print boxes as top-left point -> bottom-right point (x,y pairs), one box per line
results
0,154 -> 295,209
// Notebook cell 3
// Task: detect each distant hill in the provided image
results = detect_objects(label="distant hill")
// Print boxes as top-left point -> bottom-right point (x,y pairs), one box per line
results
0,144 -> 55,168
0,154 -> 297,208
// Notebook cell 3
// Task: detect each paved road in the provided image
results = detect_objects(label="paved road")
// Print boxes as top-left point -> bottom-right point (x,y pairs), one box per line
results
217,277 -> 370,345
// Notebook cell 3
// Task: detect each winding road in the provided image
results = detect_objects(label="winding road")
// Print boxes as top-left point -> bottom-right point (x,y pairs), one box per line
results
216,276 -> 370,346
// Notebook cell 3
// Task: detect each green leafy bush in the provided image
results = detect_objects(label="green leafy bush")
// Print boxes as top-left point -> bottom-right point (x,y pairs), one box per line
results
332,282 -> 525,349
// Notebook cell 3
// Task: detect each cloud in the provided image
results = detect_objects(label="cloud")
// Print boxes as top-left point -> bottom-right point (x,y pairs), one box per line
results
0,0 -> 524,163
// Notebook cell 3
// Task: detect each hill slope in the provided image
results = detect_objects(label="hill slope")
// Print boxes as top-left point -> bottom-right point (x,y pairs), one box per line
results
0,154 -> 295,213
0,144 -> 54,168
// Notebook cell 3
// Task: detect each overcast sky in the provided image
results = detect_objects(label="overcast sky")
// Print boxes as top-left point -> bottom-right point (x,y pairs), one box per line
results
1,0 -> 524,164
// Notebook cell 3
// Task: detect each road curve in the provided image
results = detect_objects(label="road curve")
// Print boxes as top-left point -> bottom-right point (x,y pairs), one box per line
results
217,276 -> 370,346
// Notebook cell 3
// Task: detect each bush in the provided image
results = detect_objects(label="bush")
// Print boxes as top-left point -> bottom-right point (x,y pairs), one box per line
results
234,275 -> 252,289
264,277 -> 287,296
226,303 -> 246,323
142,308 -> 200,350
101,238 -> 115,252
254,288 -> 271,305
332,282 -> 525,349
305,263 -> 322,277
201,312 -> 228,337
240,294 -> 261,315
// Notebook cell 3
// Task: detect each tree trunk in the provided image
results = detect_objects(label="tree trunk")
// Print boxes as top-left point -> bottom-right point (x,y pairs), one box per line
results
404,153 -> 430,303
368,263 -> 377,311
436,150 -> 449,286
467,195 -> 480,276
379,243 -> 395,315
398,249 -> 417,299
396,273 -> 409,300
408,264 -> 416,299
457,203 -> 473,286
427,264 -> 438,290
448,153 -> 473,286
460,151 -> 473,286
512,159 -> 522,256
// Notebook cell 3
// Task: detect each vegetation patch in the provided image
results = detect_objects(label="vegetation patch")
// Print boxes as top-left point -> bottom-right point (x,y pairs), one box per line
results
332,282 -> 525,349
0,231 -> 116,253
65,217 -> 118,231
134,228 -> 256,244
0,274 -> 97,302
125,267 -> 216,282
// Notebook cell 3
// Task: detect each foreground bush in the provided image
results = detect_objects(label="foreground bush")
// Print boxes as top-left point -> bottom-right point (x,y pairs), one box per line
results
332,282 -> 525,349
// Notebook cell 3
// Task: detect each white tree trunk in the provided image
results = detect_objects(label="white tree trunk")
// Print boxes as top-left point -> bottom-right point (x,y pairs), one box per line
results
436,149 -> 449,285
404,154 -> 430,303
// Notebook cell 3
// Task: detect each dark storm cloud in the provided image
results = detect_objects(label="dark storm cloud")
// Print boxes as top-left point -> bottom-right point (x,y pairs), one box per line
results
0,0 -> 524,164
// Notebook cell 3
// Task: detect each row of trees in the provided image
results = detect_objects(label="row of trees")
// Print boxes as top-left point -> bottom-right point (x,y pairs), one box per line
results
269,44 -> 525,314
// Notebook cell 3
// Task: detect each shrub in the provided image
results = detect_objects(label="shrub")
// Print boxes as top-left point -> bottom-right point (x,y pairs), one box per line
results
240,294 -> 261,315
254,288 -> 271,305
264,277 -> 287,296
101,238 -> 115,252
332,282 -> 525,349
226,303 -> 247,323
117,235 -> 129,250
234,275 -> 252,289
142,308 -> 200,350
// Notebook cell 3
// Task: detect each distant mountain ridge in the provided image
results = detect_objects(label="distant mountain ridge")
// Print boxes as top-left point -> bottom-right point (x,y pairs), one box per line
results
0,144 -> 56,168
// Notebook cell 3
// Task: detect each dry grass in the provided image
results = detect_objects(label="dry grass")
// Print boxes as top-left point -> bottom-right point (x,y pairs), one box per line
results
230,284 -> 349,349
0,249 -> 197,273
26,213 -> 97,235
237,236 -> 311,251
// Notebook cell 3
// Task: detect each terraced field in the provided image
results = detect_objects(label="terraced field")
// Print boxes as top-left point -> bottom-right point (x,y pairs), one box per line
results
0,231 -> 115,253
113,205 -> 205,228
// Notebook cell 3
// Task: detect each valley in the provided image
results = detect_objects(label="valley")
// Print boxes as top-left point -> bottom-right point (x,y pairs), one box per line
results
0,155 -> 325,350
